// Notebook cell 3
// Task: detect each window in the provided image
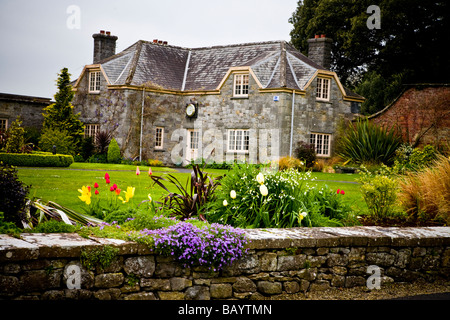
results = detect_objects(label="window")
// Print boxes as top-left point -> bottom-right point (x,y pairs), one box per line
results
89,71 -> 101,93
234,74 -> 249,97
310,133 -> 331,157
228,129 -> 250,153
316,77 -> 330,101
0,118 -> 7,132
155,127 -> 164,149
84,124 -> 99,138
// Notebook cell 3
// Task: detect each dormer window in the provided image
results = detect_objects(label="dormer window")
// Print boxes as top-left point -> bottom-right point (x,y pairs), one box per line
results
89,71 -> 101,93
234,74 -> 249,97
316,77 -> 330,101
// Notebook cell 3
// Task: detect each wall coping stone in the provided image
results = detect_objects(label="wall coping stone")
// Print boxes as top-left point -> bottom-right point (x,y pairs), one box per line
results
1,227 -> 449,262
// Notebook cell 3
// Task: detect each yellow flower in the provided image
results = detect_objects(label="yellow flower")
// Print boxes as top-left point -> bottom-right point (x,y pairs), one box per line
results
148,194 -> 152,203
256,172 -> 265,185
298,211 -> 307,224
78,186 -> 92,205
230,190 -> 237,199
259,184 -> 268,196
119,186 -> 135,204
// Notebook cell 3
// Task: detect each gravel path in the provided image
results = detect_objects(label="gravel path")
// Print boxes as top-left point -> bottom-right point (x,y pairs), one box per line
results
268,279 -> 450,300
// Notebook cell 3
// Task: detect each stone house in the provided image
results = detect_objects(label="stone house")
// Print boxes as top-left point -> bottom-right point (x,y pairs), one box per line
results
72,31 -> 364,166
0,93 -> 51,132
369,84 -> 450,150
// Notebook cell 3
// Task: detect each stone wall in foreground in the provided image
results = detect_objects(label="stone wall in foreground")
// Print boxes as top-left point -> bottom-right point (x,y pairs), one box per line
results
0,227 -> 449,300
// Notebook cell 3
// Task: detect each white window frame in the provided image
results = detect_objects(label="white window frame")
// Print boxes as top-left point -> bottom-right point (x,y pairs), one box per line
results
310,133 -> 331,157
84,124 -> 99,138
0,118 -> 8,132
89,71 -> 101,93
155,127 -> 164,149
233,73 -> 249,98
228,129 -> 250,153
316,77 -> 330,101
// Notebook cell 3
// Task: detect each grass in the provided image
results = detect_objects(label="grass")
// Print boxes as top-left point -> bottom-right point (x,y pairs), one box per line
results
17,163 -> 368,218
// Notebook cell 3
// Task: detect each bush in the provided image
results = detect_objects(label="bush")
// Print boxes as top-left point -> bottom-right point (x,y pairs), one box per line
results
39,128 -> 75,155
358,165 -> 399,220
393,144 -> 437,173
5,117 -> 25,153
107,138 -> 121,164
0,162 -> 30,227
31,219 -> 77,233
295,141 -> 316,168
398,155 -> 450,225
0,152 -> 73,167
278,156 -> 303,171
338,118 -> 403,165
206,163 -> 355,228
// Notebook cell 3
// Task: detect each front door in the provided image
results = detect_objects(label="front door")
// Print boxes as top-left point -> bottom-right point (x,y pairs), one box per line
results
186,129 -> 199,163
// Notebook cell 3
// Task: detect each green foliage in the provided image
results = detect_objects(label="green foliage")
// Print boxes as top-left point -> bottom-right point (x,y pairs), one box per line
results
0,212 -> 23,235
5,117 -> 25,153
80,245 -> 119,271
295,141 -> 316,168
107,138 -> 121,164
206,163 -> 355,228
151,164 -> 223,220
95,131 -> 112,155
0,162 -> 30,227
80,136 -> 95,161
42,68 -> 84,152
103,207 -> 137,225
39,128 -> 76,155
0,152 -> 74,167
358,165 -> 399,220
31,219 -> 77,233
337,119 -> 403,165
393,144 -> 438,174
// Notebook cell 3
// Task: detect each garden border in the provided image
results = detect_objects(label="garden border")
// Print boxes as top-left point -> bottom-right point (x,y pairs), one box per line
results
1,226 -> 449,300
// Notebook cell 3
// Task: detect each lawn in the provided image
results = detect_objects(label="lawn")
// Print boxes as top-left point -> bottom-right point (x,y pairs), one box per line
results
17,163 -> 368,217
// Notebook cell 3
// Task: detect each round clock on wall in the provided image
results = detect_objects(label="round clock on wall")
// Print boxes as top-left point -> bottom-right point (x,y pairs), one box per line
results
185,103 -> 196,118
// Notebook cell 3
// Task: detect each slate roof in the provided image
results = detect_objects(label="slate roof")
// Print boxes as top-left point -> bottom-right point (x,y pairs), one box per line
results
94,39 -> 362,99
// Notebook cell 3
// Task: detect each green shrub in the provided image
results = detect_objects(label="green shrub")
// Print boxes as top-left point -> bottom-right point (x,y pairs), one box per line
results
39,128 -> 75,155
0,163 -> 30,227
338,119 -> 403,165
358,165 -> 399,220
0,152 -> 74,167
206,163 -> 355,228
5,117 -> 25,153
393,144 -> 437,173
107,138 -> 121,164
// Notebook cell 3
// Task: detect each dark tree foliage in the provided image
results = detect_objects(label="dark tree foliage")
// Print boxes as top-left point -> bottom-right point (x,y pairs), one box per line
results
289,0 -> 449,114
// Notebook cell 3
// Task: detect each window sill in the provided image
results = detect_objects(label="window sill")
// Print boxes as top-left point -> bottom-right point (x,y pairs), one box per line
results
231,96 -> 249,100
154,148 -> 165,152
226,151 -> 249,154
89,91 -> 100,95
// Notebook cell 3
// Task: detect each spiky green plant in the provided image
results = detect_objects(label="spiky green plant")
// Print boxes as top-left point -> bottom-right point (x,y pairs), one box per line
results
337,119 -> 403,165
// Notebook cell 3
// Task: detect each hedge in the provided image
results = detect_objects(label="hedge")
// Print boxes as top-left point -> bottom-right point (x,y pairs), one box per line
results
0,152 -> 74,167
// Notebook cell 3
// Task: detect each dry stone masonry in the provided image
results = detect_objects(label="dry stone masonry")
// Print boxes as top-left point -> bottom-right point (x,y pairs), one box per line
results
1,226 -> 449,300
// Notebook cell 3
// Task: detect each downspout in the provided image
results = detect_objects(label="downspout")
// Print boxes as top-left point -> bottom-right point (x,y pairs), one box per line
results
289,90 -> 295,157
139,86 -> 144,161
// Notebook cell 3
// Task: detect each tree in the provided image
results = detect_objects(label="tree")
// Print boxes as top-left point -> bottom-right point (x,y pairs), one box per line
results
289,0 -> 449,113
5,117 -> 25,153
42,68 -> 84,152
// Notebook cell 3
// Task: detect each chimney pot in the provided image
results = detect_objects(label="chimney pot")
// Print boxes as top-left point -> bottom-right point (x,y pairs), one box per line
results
321,34 -> 326,38
153,39 -> 158,43
158,40 -> 163,44
163,41 -> 168,45
106,31 -> 111,36
100,30 -> 105,34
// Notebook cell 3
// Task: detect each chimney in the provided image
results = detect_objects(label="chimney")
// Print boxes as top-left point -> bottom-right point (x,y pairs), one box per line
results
92,30 -> 118,64
307,35 -> 332,70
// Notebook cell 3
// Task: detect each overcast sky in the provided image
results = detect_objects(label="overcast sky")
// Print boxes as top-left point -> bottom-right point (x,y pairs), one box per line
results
0,0 -> 299,99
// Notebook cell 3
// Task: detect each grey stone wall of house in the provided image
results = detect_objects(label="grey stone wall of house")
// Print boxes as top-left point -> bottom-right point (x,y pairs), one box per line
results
1,227 -> 449,300
73,70 -> 354,166
0,93 -> 51,130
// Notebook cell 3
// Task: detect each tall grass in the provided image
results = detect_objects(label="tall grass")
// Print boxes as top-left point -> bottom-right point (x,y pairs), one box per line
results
398,155 -> 450,224
337,119 -> 403,165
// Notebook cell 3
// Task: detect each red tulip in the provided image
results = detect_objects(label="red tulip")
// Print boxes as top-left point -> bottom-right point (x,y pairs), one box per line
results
94,182 -> 99,188
136,166 -> 140,175
113,184 -> 118,190
106,179 -> 111,184
105,173 -> 110,180
115,188 -> 121,195
87,186 -> 91,192
148,168 -> 152,176
337,189 -> 340,194
340,190 -> 345,195
95,190 -> 99,195
110,186 -> 115,192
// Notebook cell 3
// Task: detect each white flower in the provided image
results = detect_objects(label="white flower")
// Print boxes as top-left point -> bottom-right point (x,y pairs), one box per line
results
256,172 -> 265,185
223,200 -> 228,206
230,190 -> 237,199
259,184 -> 268,196
298,211 -> 308,223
